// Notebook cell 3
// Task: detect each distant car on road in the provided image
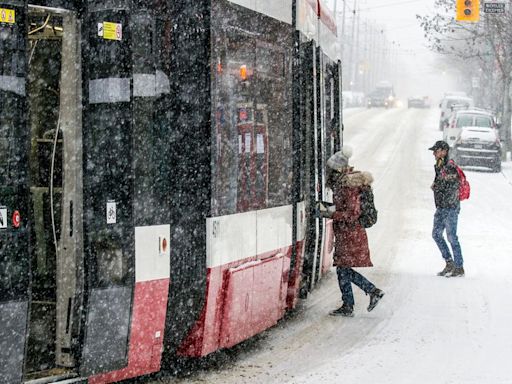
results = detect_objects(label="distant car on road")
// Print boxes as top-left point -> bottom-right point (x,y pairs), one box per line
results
452,126 -> 501,172
367,81 -> 396,108
444,109 -> 497,147
407,96 -> 431,108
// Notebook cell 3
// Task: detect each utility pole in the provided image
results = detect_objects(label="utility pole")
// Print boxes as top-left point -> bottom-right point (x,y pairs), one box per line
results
351,0 -> 360,91
348,0 -> 357,90
376,29 -> 384,83
369,23 -> 377,91
362,20 -> 369,94
340,0 -> 347,66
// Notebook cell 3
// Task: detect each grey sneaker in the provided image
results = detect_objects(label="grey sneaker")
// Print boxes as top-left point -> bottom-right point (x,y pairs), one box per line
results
330,304 -> 354,317
446,267 -> 465,278
437,260 -> 455,276
367,288 -> 384,312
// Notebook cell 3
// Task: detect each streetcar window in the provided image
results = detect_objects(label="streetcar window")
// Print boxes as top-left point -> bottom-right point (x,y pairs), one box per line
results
325,77 -> 332,123
256,47 -> 285,77
211,5 -> 293,216
92,235 -> 127,287
330,78 -> 335,120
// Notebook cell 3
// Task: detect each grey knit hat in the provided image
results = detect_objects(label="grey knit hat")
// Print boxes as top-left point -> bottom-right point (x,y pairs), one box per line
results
326,146 -> 353,171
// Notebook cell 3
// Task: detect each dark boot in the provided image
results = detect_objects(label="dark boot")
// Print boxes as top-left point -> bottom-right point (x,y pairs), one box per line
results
446,267 -> 465,278
437,260 -> 454,276
367,288 -> 385,312
330,303 -> 354,317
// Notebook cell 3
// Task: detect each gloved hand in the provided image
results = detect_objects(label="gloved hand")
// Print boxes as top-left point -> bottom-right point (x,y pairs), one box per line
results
320,210 -> 333,219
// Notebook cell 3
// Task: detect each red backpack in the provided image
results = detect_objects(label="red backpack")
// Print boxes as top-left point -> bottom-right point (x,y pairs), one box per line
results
449,160 -> 470,201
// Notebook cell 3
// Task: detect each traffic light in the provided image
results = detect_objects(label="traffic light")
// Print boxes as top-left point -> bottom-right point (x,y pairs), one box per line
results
456,0 -> 480,22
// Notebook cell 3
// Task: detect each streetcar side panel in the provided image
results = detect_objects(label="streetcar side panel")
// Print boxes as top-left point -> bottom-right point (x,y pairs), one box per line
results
177,0 -> 294,357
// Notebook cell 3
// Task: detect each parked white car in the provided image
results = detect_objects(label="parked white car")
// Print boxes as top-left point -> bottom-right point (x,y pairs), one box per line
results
452,126 -> 502,172
444,109 -> 496,147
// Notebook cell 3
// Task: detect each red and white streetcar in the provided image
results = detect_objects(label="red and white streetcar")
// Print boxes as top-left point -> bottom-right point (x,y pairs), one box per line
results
0,0 -> 342,382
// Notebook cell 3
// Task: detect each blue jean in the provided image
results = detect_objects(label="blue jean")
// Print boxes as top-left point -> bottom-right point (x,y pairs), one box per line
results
432,207 -> 463,268
336,267 -> 375,307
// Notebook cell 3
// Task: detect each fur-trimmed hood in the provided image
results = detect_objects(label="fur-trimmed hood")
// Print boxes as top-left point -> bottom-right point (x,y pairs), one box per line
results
339,170 -> 374,188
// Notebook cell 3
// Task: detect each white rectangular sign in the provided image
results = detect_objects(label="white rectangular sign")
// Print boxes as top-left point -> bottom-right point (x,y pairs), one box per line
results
106,201 -> 117,224
0,208 -> 6,228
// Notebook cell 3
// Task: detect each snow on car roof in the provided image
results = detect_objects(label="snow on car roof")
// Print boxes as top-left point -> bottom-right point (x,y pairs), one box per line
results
455,109 -> 494,116
444,95 -> 472,101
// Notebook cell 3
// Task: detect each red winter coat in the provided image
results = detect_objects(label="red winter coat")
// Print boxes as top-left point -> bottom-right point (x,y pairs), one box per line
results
330,169 -> 374,268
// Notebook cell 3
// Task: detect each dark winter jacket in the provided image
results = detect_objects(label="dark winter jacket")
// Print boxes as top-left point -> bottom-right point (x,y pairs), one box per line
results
432,157 -> 460,209
329,169 -> 373,268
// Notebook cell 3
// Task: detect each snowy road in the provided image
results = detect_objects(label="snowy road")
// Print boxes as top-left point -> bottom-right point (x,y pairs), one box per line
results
151,107 -> 512,384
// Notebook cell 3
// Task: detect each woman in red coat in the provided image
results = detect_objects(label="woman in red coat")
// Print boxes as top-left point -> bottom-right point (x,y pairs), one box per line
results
326,147 -> 384,317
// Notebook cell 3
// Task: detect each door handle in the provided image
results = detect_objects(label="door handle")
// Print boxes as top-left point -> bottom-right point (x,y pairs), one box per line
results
69,200 -> 73,237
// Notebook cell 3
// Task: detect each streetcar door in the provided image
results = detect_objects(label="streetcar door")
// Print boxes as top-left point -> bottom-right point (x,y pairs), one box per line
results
300,41 -> 325,292
0,2 -> 30,383
24,5 -> 83,381
79,3 -> 134,377
319,59 -> 341,276
311,47 -> 329,287
301,44 -> 337,292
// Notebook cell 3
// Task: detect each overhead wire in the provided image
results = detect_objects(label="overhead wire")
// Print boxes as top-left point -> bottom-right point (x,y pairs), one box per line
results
359,0 -> 425,11
340,0 -> 425,14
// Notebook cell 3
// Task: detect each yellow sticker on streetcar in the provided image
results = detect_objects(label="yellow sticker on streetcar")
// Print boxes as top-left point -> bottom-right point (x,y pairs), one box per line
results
102,22 -> 122,41
0,8 -> 15,24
